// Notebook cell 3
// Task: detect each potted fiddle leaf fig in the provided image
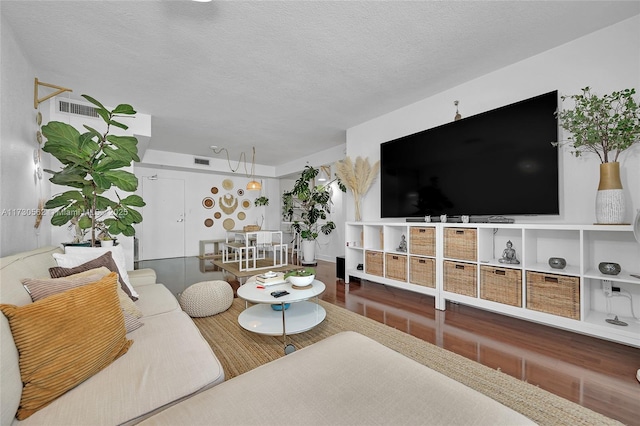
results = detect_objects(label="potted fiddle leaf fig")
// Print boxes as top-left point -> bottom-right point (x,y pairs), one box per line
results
282,165 -> 345,263
42,95 -> 145,246
555,87 -> 640,224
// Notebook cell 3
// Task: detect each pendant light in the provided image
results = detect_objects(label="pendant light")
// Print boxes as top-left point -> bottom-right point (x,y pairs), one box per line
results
210,145 -> 262,190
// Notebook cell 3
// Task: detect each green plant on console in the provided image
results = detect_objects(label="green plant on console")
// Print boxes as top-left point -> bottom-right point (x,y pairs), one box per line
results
555,87 -> 640,163
282,165 -> 346,241
42,95 -> 146,246
284,267 -> 316,279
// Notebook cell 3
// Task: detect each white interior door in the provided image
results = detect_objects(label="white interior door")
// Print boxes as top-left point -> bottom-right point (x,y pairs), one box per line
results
140,176 -> 185,260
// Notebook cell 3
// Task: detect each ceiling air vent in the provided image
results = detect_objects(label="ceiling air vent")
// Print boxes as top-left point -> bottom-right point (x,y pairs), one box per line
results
57,99 -> 99,118
194,157 -> 210,166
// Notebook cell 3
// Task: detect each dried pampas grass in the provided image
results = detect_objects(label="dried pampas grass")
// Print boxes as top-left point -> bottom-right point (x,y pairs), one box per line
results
334,156 -> 380,221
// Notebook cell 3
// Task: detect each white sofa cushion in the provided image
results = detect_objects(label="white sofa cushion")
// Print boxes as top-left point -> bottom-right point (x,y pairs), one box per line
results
141,331 -> 534,426
14,310 -> 224,426
1,247 -> 62,426
135,284 -> 181,317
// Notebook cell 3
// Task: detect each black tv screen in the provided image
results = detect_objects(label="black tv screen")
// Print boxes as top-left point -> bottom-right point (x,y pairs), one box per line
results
381,91 -> 559,218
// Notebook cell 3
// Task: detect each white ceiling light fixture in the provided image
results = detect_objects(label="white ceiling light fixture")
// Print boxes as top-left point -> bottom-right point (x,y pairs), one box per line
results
210,145 -> 262,191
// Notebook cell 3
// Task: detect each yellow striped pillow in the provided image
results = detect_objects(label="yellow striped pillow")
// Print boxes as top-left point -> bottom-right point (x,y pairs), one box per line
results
0,272 -> 132,420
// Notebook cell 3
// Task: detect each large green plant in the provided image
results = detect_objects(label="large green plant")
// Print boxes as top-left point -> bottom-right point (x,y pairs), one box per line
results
282,165 -> 345,241
556,87 -> 640,163
42,95 -> 145,245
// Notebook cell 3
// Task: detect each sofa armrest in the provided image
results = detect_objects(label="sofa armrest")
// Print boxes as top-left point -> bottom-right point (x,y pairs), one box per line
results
128,268 -> 157,287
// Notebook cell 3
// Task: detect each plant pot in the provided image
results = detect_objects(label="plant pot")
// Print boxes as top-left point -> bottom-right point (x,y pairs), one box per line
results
595,162 -> 625,224
302,240 -> 316,263
287,274 -> 315,287
100,240 -> 114,248
62,242 -> 91,247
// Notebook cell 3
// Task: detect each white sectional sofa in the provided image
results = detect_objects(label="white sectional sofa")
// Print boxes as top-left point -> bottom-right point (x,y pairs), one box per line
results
0,246 -> 224,426
2,246 -> 535,426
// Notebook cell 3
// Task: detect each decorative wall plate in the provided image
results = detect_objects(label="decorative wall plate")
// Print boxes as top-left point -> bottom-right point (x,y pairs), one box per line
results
204,218 -> 214,227
36,111 -> 42,126
237,212 -> 246,220
241,199 -> 251,210
36,130 -> 43,144
214,212 -> 222,219
237,188 -> 244,196
223,218 -> 235,230
211,187 -> 219,194
219,194 -> 238,214
222,179 -> 234,190
202,197 -> 214,209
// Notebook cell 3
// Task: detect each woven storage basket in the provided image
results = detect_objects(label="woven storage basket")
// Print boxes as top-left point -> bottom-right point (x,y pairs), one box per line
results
409,227 -> 435,256
444,228 -> 477,261
365,250 -> 384,276
385,253 -> 407,281
243,225 -> 261,232
526,271 -> 580,320
409,256 -> 435,288
443,260 -> 477,297
480,266 -> 522,307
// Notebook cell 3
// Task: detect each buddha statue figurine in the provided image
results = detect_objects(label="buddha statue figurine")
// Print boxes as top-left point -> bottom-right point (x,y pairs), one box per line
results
498,240 -> 520,264
397,235 -> 407,252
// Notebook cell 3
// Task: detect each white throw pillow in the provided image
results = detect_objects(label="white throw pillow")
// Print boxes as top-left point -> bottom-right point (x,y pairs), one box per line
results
54,245 -> 139,299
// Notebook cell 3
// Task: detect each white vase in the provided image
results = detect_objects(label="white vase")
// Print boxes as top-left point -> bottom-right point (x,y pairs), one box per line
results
302,240 -> 316,263
595,162 -> 625,224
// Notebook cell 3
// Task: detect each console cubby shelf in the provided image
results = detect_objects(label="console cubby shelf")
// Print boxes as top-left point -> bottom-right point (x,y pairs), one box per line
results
345,221 -> 640,347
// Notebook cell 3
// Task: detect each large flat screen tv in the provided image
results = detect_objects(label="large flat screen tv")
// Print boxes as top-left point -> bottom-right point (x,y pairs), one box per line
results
380,90 -> 559,219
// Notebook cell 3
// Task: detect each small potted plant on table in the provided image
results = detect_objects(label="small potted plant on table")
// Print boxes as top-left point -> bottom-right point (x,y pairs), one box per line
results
284,267 -> 316,288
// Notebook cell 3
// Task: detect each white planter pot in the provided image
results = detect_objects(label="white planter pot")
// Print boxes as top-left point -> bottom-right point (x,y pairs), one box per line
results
302,240 -> 316,263
100,240 -> 114,248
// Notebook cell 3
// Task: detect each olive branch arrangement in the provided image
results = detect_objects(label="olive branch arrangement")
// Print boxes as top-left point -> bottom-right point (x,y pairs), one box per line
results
554,87 -> 640,163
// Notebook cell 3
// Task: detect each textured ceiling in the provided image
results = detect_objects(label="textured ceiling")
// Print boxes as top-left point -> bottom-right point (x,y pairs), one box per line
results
2,1 -> 639,167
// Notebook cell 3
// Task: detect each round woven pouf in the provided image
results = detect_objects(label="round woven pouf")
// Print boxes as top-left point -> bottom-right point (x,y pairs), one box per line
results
179,280 -> 233,318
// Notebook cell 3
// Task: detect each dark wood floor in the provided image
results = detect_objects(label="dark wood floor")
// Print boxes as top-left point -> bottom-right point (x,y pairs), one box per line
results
140,256 -> 640,425
308,260 -> 640,426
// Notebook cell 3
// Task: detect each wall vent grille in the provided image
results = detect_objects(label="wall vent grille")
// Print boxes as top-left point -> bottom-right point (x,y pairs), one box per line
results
194,157 -> 210,166
58,99 -> 99,118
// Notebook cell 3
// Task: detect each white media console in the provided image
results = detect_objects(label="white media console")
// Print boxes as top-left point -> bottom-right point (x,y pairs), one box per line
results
344,221 -> 640,347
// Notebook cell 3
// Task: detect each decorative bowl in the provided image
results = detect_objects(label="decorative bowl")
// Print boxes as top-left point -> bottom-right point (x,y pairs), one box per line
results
598,262 -> 621,276
287,274 -> 315,287
271,303 -> 290,311
548,257 -> 566,269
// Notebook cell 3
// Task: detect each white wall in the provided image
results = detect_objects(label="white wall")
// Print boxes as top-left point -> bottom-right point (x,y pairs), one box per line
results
346,16 -> 640,225
0,16 -> 52,257
134,165 -> 281,258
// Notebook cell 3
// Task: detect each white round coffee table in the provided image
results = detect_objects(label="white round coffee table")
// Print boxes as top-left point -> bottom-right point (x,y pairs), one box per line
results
237,277 -> 326,354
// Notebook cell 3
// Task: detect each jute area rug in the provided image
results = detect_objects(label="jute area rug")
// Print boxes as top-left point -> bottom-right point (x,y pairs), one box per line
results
193,298 -> 621,426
